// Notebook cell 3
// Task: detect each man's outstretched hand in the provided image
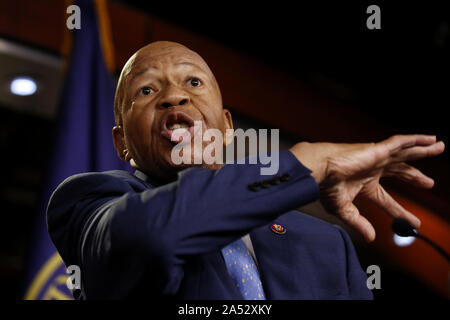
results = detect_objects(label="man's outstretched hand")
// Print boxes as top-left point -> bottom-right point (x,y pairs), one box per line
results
289,135 -> 445,242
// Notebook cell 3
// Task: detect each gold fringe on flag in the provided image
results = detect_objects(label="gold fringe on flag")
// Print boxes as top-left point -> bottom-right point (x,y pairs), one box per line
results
94,0 -> 116,73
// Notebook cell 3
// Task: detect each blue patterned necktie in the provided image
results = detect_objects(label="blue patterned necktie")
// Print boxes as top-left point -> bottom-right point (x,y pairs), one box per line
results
221,238 -> 266,300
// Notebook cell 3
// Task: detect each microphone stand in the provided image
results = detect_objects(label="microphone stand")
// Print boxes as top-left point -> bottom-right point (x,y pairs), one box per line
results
415,233 -> 450,262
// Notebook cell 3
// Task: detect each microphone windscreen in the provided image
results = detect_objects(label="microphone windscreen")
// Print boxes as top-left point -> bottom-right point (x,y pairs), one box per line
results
392,218 -> 417,237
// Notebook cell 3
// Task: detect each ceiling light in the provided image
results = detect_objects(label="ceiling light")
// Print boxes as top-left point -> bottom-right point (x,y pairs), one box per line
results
10,76 -> 37,96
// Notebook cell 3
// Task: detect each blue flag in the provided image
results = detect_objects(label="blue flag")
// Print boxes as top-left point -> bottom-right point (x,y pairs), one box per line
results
22,0 -> 128,299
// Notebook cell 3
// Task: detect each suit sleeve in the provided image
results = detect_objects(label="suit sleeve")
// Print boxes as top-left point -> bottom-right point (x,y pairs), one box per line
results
47,150 -> 319,298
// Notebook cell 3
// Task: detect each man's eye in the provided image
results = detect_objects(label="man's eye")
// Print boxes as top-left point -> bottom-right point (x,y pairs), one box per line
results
188,78 -> 202,87
140,87 -> 153,96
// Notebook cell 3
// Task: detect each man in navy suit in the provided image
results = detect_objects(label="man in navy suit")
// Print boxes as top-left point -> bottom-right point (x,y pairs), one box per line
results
47,41 -> 445,299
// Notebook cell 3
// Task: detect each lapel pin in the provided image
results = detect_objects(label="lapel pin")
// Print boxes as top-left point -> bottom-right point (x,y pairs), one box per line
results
270,223 -> 286,235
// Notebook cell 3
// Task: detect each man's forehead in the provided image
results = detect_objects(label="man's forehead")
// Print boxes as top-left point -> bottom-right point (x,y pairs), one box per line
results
124,44 -> 210,77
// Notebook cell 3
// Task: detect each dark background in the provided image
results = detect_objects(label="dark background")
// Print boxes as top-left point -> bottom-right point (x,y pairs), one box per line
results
123,1 -> 450,146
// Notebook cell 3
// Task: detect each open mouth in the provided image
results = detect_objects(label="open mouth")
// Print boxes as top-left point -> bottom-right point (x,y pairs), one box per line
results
160,111 -> 197,143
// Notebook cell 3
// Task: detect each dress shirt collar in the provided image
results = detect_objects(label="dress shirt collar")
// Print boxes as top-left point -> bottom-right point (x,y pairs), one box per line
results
134,169 -> 164,188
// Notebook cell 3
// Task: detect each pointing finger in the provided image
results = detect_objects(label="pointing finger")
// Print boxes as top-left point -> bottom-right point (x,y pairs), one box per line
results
393,141 -> 445,162
381,135 -> 437,155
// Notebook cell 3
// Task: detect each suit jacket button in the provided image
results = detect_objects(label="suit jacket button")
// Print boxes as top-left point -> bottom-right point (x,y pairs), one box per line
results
248,182 -> 261,191
280,173 -> 290,182
260,180 -> 271,188
269,178 -> 281,185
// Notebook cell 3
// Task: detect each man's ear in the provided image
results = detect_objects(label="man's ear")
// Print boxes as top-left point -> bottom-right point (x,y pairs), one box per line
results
112,125 -> 131,161
223,108 -> 234,146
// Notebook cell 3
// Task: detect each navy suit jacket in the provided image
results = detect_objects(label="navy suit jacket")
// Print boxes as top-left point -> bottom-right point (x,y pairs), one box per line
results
46,150 -> 373,300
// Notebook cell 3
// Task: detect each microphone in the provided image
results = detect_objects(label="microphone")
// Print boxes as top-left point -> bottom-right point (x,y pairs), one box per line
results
392,218 -> 450,262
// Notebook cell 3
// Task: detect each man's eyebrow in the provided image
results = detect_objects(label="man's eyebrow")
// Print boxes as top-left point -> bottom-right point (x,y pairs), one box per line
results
176,61 -> 213,80
128,67 -> 158,85
128,61 -> 208,85
175,61 -> 205,71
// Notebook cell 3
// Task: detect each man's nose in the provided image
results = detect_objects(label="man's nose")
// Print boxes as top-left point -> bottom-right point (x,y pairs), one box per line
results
158,86 -> 190,109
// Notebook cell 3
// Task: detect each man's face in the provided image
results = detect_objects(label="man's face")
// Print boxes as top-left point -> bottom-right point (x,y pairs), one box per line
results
113,42 -> 232,182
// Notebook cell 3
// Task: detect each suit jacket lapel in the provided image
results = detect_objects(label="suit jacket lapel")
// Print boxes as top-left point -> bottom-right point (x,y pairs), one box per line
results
250,219 -> 302,299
